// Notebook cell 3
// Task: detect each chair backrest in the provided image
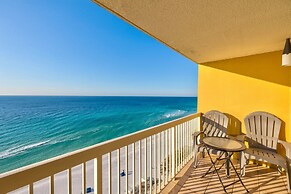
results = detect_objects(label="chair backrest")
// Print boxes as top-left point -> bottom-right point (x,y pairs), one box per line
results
202,110 -> 229,138
244,111 -> 281,150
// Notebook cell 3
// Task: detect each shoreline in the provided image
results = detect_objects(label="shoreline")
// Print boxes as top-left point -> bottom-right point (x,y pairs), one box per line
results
11,135 -> 176,194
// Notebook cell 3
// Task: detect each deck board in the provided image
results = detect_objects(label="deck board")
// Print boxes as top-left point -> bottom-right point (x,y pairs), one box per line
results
177,156 -> 288,194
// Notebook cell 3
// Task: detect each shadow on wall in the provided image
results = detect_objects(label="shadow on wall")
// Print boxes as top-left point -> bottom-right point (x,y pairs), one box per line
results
201,51 -> 291,87
224,113 -> 241,136
224,112 -> 286,142
279,120 -> 287,154
280,120 -> 286,141
223,113 -> 286,155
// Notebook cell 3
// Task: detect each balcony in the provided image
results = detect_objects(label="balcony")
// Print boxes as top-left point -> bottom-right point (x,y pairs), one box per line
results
0,113 -> 201,194
174,157 -> 289,194
1,1 -> 291,194
1,112 -> 291,194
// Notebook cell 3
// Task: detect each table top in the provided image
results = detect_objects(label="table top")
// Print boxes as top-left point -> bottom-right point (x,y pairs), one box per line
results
201,136 -> 246,152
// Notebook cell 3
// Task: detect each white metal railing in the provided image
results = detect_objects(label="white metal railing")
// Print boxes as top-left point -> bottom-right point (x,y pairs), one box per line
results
0,113 -> 201,194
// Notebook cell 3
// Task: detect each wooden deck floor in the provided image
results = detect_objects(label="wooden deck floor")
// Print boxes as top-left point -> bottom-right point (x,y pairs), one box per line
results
177,156 -> 289,194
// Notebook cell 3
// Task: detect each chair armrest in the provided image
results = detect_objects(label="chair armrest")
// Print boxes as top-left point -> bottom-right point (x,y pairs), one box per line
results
192,131 -> 205,145
192,131 -> 204,138
235,134 -> 246,142
228,135 -> 236,140
278,140 -> 291,159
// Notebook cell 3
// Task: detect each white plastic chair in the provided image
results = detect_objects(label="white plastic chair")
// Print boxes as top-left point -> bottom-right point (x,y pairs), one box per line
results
240,111 -> 291,193
193,110 -> 229,174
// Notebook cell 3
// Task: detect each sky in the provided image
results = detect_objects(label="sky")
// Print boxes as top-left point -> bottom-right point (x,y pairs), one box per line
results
0,0 -> 198,97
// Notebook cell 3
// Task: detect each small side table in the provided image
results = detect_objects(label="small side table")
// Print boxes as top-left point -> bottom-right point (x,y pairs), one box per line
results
201,136 -> 249,193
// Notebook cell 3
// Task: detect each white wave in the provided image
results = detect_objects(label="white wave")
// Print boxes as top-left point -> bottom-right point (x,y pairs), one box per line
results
163,110 -> 186,118
0,140 -> 50,159
49,136 -> 81,144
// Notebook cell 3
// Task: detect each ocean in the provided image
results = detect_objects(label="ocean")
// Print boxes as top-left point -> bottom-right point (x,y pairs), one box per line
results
0,96 -> 197,173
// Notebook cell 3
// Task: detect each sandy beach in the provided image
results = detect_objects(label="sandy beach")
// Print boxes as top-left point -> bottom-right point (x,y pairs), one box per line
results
10,134 -> 178,194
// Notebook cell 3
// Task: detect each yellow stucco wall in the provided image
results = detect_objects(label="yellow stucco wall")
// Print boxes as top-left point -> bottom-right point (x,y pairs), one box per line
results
198,51 -> 291,142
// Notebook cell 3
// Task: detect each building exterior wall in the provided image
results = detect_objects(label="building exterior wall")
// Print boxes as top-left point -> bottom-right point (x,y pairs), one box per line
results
198,51 -> 291,142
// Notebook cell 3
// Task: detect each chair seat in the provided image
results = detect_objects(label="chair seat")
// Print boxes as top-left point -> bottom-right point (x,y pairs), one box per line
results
244,147 -> 287,169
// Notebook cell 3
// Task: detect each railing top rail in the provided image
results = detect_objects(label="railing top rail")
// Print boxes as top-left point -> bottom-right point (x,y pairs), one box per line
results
0,112 -> 201,193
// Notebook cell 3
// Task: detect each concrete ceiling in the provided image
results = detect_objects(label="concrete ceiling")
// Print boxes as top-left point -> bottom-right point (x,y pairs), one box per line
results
92,0 -> 291,63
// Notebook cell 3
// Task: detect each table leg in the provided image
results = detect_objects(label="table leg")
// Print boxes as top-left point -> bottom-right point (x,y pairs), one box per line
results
225,152 -> 230,177
206,149 -> 228,193
228,155 -> 249,193
201,151 -> 225,178
205,150 -> 249,193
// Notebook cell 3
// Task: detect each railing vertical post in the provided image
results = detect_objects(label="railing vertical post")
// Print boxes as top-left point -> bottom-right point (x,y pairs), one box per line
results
175,126 -> 178,174
68,168 -> 72,194
149,137 -> 152,193
132,143 -> 135,194
97,156 -> 103,194
162,132 -> 165,188
165,129 -> 169,183
185,123 -> 187,163
50,175 -> 55,194
182,123 -> 184,166
50,175 -> 54,194
117,149 -> 120,194
108,153 -> 111,194
83,162 -> 87,194
155,134 -> 158,194
138,141 -> 141,194
180,124 -> 182,171
29,183 -> 33,194
186,122 -> 188,162
158,133 -> 161,192
171,126 -> 176,179
153,136 -> 156,194
93,158 -> 97,194
144,138 -> 147,194
168,130 -> 171,180
199,113 -> 203,132
188,121 -> 191,161
186,121 -> 190,162
126,146 -> 128,194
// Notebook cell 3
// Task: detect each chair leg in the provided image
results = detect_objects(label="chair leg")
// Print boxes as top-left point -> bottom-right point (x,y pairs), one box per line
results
240,152 -> 247,176
193,147 -> 199,168
286,171 -> 291,193
285,160 -> 291,193
225,153 -> 230,177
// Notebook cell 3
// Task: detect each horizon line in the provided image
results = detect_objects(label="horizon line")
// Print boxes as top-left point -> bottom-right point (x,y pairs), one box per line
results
0,94 -> 197,98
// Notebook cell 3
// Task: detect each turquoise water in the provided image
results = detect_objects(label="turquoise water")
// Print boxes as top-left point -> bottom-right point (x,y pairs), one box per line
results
0,96 -> 197,173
